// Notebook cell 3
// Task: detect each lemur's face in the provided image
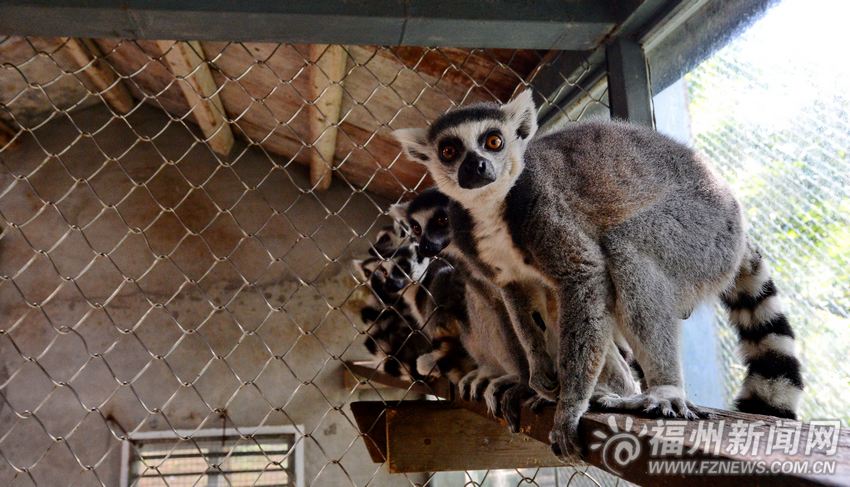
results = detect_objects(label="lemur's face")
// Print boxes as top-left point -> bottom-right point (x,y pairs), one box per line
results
408,206 -> 450,257
357,257 -> 403,303
392,90 -> 538,203
355,244 -> 431,303
403,189 -> 453,258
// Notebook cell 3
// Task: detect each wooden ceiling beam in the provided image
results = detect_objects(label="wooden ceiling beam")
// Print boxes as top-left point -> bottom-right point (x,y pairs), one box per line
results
156,40 -> 234,156
61,37 -> 135,114
307,44 -> 347,191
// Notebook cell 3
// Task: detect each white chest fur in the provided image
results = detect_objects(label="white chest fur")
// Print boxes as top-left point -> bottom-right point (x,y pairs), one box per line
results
469,204 -> 549,287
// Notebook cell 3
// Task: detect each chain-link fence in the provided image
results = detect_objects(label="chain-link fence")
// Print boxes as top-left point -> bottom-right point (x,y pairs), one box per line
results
0,36 -> 621,486
684,0 -> 850,425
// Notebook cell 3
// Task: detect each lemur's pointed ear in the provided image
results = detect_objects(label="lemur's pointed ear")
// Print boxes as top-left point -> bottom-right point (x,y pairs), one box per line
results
370,227 -> 398,258
502,89 -> 538,141
392,128 -> 431,164
388,202 -> 409,222
352,259 -> 370,282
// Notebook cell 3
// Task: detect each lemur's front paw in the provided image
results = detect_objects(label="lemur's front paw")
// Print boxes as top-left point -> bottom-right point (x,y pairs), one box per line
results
529,361 -> 559,401
471,375 -> 491,402
415,352 -> 439,378
484,376 -> 516,418
549,407 -> 584,464
458,370 -> 478,401
594,386 -> 707,420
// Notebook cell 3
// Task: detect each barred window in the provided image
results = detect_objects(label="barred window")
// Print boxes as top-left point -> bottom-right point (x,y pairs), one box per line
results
122,427 -> 303,487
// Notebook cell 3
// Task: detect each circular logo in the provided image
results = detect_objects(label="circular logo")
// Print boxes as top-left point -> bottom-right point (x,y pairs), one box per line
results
589,416 -> 644,475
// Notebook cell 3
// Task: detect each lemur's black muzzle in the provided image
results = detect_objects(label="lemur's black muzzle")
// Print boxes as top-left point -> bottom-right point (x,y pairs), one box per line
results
385,277 -> 405,293
418,237 -> 445,257
458,152 -> 496,189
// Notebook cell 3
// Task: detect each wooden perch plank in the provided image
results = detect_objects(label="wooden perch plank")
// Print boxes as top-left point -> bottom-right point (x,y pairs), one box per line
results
343,362 -> 396,392
345,361 -> 849,486
307,44 -> 347,190
385,401 -> 560,473
157,40 -> 234,156
350,401 -> 389,464
344,360 -> 453,398
62,37 -> 134,114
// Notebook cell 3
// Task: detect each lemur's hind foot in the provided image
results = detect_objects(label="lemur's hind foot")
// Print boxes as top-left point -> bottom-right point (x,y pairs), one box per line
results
483,375 -> 516,416
595,385 -> 709,420
498,383 -> 536,433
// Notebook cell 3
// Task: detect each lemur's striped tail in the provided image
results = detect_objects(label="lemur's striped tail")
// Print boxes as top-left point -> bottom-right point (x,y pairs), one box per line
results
720,241 -> 803,419
416,336 -> 474,384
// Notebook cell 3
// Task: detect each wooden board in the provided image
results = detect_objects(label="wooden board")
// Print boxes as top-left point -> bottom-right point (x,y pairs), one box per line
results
350,401 -> 389,464
385,401 -> 561,473
0,119 -> 17,148
345,361 -> 850,486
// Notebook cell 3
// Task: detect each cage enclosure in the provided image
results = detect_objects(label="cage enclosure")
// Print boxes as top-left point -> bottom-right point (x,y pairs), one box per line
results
0,1 -> 848,486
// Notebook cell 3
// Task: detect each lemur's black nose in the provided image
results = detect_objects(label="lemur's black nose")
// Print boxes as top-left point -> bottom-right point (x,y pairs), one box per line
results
458,152 -> 496,189
385,278 -> 405,293
419,238 -> 443,257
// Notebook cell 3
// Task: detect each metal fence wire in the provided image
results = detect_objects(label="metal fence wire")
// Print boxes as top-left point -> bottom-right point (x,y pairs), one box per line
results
0,37 -> 623,487
682,0 -> 850,426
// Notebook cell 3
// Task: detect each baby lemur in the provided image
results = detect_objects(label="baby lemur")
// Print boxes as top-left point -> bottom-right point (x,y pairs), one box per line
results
376,217 -> 524,425
356,228 -> 476,384
355,247 -> 432,381
399,189 -> 639,431
393,90 -> 803,459
394,192 -> 535,428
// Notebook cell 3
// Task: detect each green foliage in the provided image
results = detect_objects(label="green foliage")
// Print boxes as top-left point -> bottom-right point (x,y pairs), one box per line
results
685,31 -> 850,425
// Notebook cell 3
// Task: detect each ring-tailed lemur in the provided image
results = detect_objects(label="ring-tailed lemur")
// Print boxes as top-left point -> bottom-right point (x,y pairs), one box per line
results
393,90 -> 803,459
354,253 -> 432,381
356,226 -> 474,384
401,256 -> 477,384
400,189 -> 639,430
395,191 -> 535,429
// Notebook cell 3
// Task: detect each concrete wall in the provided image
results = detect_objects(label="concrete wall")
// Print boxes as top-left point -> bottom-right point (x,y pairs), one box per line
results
0,104 -> 420,486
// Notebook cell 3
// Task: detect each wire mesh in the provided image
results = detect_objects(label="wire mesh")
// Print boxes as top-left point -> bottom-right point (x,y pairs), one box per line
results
0,36 -> 616,486
683,0 -> 850,425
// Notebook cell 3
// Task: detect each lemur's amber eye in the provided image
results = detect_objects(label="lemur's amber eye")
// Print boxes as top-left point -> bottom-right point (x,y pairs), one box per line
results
485,133 -> 503,151
412,223 -> 422,236
440,145 -> 457,161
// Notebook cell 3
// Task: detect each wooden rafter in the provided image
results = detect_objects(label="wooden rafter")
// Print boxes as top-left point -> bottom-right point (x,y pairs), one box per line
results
156,40 -> 234,157
307,44 -> 347,190
61,37 -> 134,114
